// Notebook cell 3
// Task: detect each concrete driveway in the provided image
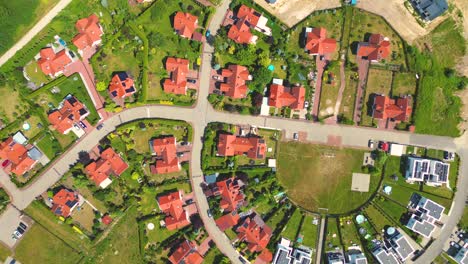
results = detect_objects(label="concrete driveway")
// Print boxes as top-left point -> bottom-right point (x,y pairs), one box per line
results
0,206 -> 33,248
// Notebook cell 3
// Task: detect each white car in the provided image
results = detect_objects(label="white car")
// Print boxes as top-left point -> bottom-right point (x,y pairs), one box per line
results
13,230 -> 22,239
304,101 -> 309,109
368,140 -> 374,148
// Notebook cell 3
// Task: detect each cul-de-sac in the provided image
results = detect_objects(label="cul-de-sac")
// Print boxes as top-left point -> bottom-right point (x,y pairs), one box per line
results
0,0 -> 466,263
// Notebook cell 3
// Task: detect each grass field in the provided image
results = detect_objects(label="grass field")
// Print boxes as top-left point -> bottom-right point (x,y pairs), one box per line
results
0,85 -> 28,123
15,224 -> 82,264
24,60 -> 50,85
71,203 -> 95,232
374,198 -> 406,224
364,204 -> 394,232
360,69 -> 393,126
392,72 -> 417,97
281,209 -> 303,241
36,132 -> 62,159
277,142 -> 379,213
319,62 -> 341,118
204,247 -> 227,263
460,207 -> 468,230
339,69 -> 359,123
144,215 -> 177,244
325,218 -> 342,250
299,215 -> 319,249
0,242 -> 11,262
339,216 -> 362,249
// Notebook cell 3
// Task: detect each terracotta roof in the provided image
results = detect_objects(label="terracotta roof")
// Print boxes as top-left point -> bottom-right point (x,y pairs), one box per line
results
215,211 -> 240,231
174,12 -> 198,39
164,57 -> 189,95
48,96 -> 89,134
101,215 -> 113,225
373,95 -> 412,121
216,178 -> 245,212
157,190 -> 190,230
219,64 -> 251,98
237,5 -> 261,28
268,84 -> 305,110
169,240 -> 203,264
0,137 -> 36,176
37,48 -> 72,77
72,14 -> 103,50
217,134 -> 266,159
227,5 -> 262,44
108,72 -> 136,99
305,27 -> 337,55
51,188 -> 79,217
236,213 -> 272,253
85,147 -> 128,187
357,33 -> 391,61
151,136 -> 180,174
256,249 -> 273,264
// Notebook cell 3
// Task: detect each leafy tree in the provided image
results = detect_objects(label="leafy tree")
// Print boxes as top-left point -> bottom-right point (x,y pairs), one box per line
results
251,68 -> 272,92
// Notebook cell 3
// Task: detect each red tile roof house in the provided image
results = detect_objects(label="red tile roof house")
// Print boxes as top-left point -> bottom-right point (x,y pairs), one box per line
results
217,133 -> 266,159
236,212 -> 272,253
216,177 -> 246,212
150,136 -> 181,174
372,95 -> 412,122
0,137 -> 38,176
304,27 -> 337,56
157,190 -> 191,230
72,14 -> 104,55
169,240 -> 204,264
268,81 -> 306,110
51,188 -> 81,218
218,64 -> 252,99
108,72 -> 136,101
357,33 -> 391,62
173,12 -> 200,41
85,147 -> 129,189
216,211 -> 241,231
37,47 -> 73,78
164,57 -> 189,95
227,5 -> 272,44
48,95 -> 90,135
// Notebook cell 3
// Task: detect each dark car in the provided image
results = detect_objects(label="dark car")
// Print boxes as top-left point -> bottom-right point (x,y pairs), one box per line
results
187,79 -> 197,84
19,222 -> 27,230
16,227 -> 25,234
79,121 -> 87,129
97,124 -> 104,130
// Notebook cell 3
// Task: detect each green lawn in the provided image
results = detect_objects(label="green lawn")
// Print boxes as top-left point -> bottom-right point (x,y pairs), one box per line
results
460,207 -> 468,230
360,68 -> 393,127
15,224 -> 82,264
277,142 -> 380,214
339,215 -> 362,249
0,84 -> 28,124
392,72 -> 417,97
319,62 -> 341,118
374,197 -> 406,224
204,247 -> 228,263
364,204 -> 394,232
281,209 -> 303,241
35,132 -> 62,159
339,69 -> 359,123
299,214 -> 319,249
24,60 -> 50,85
266,207 -> 287,232
325,218 -> 342,250
0,241 -> 11,262
0,188 -> 10,214
225,228 -> 238,241
144,215 -> 177,244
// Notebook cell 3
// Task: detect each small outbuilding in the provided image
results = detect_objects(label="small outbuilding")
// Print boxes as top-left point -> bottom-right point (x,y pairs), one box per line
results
351,173 -> 370,192
389,143 -> 406,157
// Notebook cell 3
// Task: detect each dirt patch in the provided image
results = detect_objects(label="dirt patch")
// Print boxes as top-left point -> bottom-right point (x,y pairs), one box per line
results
456,89 -> 468,132
252,0 -> 341,28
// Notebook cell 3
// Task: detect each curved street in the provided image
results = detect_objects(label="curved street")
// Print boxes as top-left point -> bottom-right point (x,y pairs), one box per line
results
0,0 -> 466,263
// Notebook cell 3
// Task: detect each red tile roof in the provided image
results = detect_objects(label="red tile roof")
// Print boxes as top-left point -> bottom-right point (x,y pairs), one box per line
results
357,34 -> 391,61
174,12 -> 198,39
217,134 -> 266,159
216,178 -> 245,212
215,212 -> 240,231
51,188 -> 79,217
72,14 -> 103,51
169,240 -> 203,264
48,96 -> 89,134
0,137 -> 36,176
373,95 -> 412,122
157,190 -> 190,230
151,136 -> 180,174
237,5 -> 261,28
85,147 -> 128,188
227,5 -> 262,44
101,215 -> 113,225
268,84 -> 305,110
236,213 -> 272,253
219,65 -> 251,98
256,249 -> 273,264
108,72 -> 136,99
164,57 -> 189,95
37,48 -> 72,77
305,27 -> 337,55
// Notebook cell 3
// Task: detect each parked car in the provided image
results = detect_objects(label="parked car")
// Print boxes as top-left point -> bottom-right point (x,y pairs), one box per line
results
187,79 -> 197,84
96,124 -> 104,130
378,141 -> 389,152
212,75 -> 221,80
16,227 -> 25,235
207,209 -> 212,218
13,231 -> 22,239
19,222 -> 27,230
79,121 -> 87,129
293,133 -> 299,140
304,101 -> 309,109
368,140 -> 374,148
444,151 -> 455,161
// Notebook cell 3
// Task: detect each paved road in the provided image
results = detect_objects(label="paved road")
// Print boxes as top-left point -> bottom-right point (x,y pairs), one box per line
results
0,0 -> 73,67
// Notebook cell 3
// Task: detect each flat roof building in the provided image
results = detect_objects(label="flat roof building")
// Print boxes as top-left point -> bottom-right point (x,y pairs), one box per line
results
405,193 -> 445,238
405,156 -> 450,186
410,0 -> 448,21
272,238 -> 312,264
372,227 -> 415,263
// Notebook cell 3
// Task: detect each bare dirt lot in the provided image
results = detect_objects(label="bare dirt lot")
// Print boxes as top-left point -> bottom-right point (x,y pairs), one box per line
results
252,0 -> 341,27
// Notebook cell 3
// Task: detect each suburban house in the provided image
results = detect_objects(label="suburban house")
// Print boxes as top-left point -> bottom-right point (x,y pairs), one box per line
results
164,57 -> 189,95
37,47 -> 73,77
108,72 -> 136,99
157,190 -> 190,230
215,211 -> 240,231
85,147 -> 129,189
405,156 -> 450,186
48,95 -> 90,135
272,238 -> 312,264
304,27 -> 337,56
217,64 -> 252,99
216,177 -> 245,212
0,136 -> 38,176
236,212 -> 272,253
410,0 -> 448,21
357,34 -> 391,62
268,80 -> 306,110
447,232 -> 468,264
150,136 -> 181,174
346,247 -> 368,264
168,240 -> 204,264
173,12 -> 201,41
405,193 -> 445,238
327,252 -> 346,264
372,95 -> 412,122
72,14 -> 104,54
51,188 -> 80,218
372,227 -> 415,264
217,133 -> 266,159
227,4 -> 271,44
